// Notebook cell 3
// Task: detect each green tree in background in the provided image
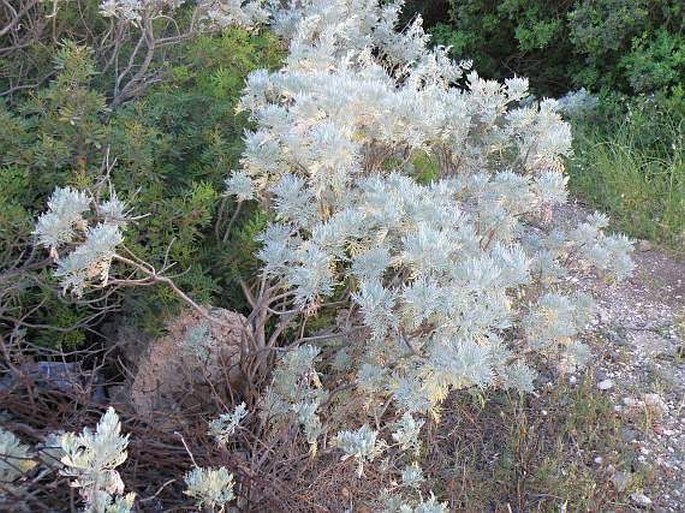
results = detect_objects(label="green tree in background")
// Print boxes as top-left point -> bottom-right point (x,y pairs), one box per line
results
407,0 -> 683,97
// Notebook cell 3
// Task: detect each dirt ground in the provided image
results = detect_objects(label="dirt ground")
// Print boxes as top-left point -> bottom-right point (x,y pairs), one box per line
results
561,202 -> 685,512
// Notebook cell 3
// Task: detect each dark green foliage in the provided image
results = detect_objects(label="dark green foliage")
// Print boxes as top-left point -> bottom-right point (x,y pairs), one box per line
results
0,28 -> 282,348
1,0 -> 105,97
408,0 -> 684,97
0,0 -> 199,104
567,0 -> 684,93
404,0 -> 684,253
0,43 -> 112,348
427,0 -> 575,95
106,29 -> 282,324
398,0 -> 450,26
622,28 -> 685,93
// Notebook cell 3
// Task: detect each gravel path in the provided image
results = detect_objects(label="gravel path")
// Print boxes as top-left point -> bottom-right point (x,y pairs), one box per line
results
560,202 -> 685,512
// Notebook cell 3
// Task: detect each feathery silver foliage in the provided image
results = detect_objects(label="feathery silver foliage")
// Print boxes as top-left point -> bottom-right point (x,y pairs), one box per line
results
224,170 -> 256,201
55,223 -> 123,296
391,412 -> 425,453
0,428 -> 37,497
206,0 -> 634,504
401,464 -> 425,488
34,187 -> 91,249
208,402 -> 248,447
60,407 -> 135,513
184,467 -> 236,510
334,424 -> 385,476
35,186 -> 131,296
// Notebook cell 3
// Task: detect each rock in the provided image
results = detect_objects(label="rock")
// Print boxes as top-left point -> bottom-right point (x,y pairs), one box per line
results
130,307 -> 247,429
0,361 -> 106,402
630,492 -> 653,508
620,427 -> 640,443
623,397 -> 639,408
606,330 -> 628,347
595,369 -> 609,380
630,331 -> 673,357
644,393 -> 668,416
610,470 -> 630,492
598,379 -> 614,390
638,240 -> 653,252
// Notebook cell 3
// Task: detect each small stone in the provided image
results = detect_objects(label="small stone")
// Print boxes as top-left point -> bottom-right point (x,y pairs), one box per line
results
644,393 -> 668,414
621,427 -> 640,443
607,330 -> 628,346
598,379 -> 613,390
611,470 -> 630,492
630,492 -> 653,508
638,240 -> 653,252
623,397 -> 639,408
595,369 -> 609,380
594,456 -> 603,464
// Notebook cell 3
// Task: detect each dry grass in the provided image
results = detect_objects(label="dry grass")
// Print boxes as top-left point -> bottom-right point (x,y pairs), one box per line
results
419,373 -> 641,512
1,330 -> 646,512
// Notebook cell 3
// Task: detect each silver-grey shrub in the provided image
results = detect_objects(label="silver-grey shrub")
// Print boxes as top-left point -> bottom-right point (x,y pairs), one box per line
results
33,0 -> 634,509
218,0 -> 632,508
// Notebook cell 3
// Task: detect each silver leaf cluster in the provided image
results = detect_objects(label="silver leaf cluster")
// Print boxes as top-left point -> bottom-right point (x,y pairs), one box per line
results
184,466 -> 236,510
60,407 -> 135,513
35,187 -> 129,296
208,402 -> 248,447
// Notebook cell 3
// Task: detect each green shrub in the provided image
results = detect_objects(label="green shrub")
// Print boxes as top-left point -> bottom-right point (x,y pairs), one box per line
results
0,28 -> 282,348
429,0 -> 575,96
622,28 -> 685,93
411,0 -> 684,97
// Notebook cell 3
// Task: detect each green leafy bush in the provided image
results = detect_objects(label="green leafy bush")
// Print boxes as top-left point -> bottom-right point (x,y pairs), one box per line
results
622,28 -> 685,93
0,25 -> 281,348
429,0 -> 574,95
418,0 -> 684,96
